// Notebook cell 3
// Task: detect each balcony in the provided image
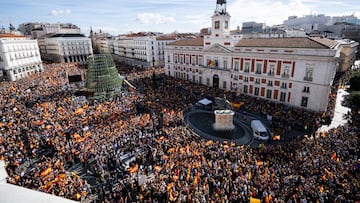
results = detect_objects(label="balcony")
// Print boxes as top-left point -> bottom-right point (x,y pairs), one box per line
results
282,73 -> 290,78
303,76 -> 313,81
268,72 -> 275,76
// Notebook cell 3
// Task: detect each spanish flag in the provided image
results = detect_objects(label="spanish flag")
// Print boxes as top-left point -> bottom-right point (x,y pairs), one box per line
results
41,102 -> 49,108
74,108 -> 84,115
205,140 -> 213,146
331,152 -> 337,160
273,135 -> 281,141
250,197 -> 261,203
257,161 -> 264,166
167,182 -> 173,191
129,164 -> 138,174
41,167 -> 52,177
193,172 -> 200,186
154,166 -> 162,172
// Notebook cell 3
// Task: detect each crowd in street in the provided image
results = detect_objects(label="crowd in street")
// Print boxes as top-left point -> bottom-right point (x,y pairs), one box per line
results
0,62 -> 359,202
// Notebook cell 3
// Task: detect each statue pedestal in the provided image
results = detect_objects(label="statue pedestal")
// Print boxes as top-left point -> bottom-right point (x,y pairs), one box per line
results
213,110 -> 235,131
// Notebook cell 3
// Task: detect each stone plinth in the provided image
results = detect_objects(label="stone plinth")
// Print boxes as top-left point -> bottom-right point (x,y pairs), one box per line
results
213,110 -> 235,131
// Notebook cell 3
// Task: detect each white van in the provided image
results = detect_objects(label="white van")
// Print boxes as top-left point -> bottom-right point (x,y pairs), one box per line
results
251,120 -> 269,141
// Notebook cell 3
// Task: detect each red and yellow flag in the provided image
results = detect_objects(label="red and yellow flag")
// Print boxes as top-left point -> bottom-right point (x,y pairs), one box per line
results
128,164 -> 138,174
41,167 -> 52,177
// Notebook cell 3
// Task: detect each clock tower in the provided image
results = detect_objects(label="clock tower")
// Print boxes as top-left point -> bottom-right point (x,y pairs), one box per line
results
204,0 -> 231,48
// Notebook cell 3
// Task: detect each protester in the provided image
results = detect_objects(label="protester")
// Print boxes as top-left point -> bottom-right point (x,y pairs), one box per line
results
0,62 -> 358,202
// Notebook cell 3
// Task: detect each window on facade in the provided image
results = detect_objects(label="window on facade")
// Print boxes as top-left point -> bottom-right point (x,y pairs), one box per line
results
244,62 -> 250,72
282,65 -> 290,78
301,96 -> 308,107
280,92 -> 286,101
267,80 -> 273,86
175,56 -> 178,63
180,56 -> 184,64
244,77 -> 249,82
304,68 -> 313,81
192,56 -> 195,65
224,21 -> 228,29
207,78 -> 210,85
281,82 -> 287,89
224,60 -> 228,70
199,76 -> 202,84
214,60 -> 219,68
243,85 -> 248,93
223,81 -> 227,89
256,63 -> 262,74
303,86 -> 310,93
167,55 -> 170,62
268,64 -> 275,76
254,87 -> 259,96
193,75 -> 195,82
234,61 -> 239,71
199,57 -> 203,66
215,21 -> 220,29
186,56 -> 190,64
255,78 -> 260,84
266,89 -> 272,99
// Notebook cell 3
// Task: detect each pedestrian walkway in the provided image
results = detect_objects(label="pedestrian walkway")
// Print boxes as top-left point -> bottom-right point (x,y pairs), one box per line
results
319,86 -> 351,132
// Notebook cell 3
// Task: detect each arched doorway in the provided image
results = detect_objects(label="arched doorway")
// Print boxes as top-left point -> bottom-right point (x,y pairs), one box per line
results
213,74 -> 219,88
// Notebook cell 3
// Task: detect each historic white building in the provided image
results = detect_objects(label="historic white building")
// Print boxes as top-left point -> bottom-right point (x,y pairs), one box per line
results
38,34 -> 93,63
18,22 -> 81,38
0,33 -> 43,81
165,0 -> 341,112
114,33 -> 177,68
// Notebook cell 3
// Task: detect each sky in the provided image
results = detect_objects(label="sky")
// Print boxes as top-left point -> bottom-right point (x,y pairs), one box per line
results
0,0 -> 359,36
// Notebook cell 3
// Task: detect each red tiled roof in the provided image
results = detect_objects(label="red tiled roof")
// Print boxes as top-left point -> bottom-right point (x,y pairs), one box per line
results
310,37 -> 338,49
0,33 -> 27,38
235,37 -> 332,49
168,38 -> 204,46
125,33 -> 148,37
156,36 -> 177,41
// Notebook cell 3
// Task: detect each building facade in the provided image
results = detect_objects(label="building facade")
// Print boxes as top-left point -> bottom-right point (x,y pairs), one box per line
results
114,33 -> 177,68
18,23 -> 81,38
241,21 -> 266,33
165,0 -> 340,112
38,34 -> 93,63
336,39 -> 359,72
0,33 -> 43,81
89,29 -> 114,54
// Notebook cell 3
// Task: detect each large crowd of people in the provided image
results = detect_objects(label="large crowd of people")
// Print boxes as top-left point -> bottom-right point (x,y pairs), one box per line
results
0,62 -> 359,202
